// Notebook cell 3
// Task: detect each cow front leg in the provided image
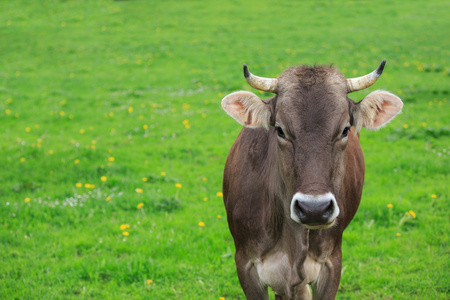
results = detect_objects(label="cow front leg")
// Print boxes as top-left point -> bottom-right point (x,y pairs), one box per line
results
235,250 -> 269,300
310,250 -> 342,300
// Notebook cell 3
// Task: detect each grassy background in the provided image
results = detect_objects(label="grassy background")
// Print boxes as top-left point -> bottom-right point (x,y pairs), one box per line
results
1,0 -> 448,299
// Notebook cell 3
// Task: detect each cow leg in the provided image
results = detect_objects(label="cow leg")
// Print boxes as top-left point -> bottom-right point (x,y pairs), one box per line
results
310,249 -> 342,300
294,284 -> 312,300
274,285 -> 311,300
235,250 -> 269,300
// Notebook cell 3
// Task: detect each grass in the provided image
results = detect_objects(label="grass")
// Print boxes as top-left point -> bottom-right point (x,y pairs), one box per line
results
0,0 -> 448,299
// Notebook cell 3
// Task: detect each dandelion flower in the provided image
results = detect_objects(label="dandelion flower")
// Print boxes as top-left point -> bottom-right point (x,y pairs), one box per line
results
74,159 -> 80,164
216,192 -> 223,197
128,107 -> 133,113
202,177 -> 207,181
120,224 -> 130,230
198,222 -> 205,227
431,194 -> 437,198
25,198 -> 30,203
220,297 -> 225,300
217,215 -> 222,219
403,124 -> 409,129
142,177 -> 148,182
136,188 -> 143,193
76,183 -> 82,188
147,279 -> 153,285
5,109 -> 11,114
25,127 -> 31,132
137,203 -> 144,209
409,210 -> 416,218
396,233 -> 401,237
49,150 -> 54,155
143,124 -> 148,130
203,197 -> 208,202
106,196 -> 111,201
20,157 -> 26,162
101,176 -> 107,182
123,231 -> 129,236
108,157 -> 115,162
387,204 -> 393,208
160,172 -> 166,176
175,183 -> 182,189
80,129 -> 85,134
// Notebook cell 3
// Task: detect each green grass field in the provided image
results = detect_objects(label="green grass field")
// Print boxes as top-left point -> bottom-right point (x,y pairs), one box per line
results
1,0 -> 448,299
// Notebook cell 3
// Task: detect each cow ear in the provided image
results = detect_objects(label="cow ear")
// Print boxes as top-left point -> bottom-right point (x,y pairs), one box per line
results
353,90 -> 403,131
222,91 -> 271,129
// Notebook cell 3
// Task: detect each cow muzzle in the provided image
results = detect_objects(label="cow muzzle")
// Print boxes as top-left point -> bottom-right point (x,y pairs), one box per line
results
290,192 -> 340,229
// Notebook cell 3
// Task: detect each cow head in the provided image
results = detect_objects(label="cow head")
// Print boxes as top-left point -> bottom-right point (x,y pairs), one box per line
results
222,60 -> 403,229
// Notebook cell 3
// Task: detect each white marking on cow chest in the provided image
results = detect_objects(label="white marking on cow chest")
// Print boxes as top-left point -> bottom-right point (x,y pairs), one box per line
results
255,251 -> 290,293
255,252 -> 327,294
303,255 -> 322,283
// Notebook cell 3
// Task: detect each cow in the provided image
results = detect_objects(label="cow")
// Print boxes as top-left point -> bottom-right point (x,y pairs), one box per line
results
221,60 -> 403,299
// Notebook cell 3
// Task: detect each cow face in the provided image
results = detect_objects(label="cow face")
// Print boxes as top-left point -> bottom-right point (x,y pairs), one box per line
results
222,62 -> 402,229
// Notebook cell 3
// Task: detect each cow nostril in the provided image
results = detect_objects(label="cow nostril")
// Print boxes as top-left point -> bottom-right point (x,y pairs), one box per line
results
295,200 -> 307,219
322,201 -> 334,219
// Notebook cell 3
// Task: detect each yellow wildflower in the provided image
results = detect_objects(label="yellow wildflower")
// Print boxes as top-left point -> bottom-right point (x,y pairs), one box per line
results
147,279 -> 153,285
49,150 -> 54,155
108,157 -> 115,162
216,192 -> 223,197
20,157 -> 26,162
106,196 -> 111,201
137,203 -> 144,209
101,176 -> 107,182
175,183 -> 182,188
136,188 -> 143,193
143,124 -> 148,130
217,215 -> 222,219
128,107 -> 133,113
5,109 -> 11,114
160,172 -> 166,176
387,204 -> 393,208
409,210 -> 416,218
25,127 -> 31,132
76,183 -> 82,188
203,197 -> 208,202
202,177 -> 207,181
142,177 -> 148,182
123,231 -> 129,236
431,194 -> 437,198
198,222 -> 205,227
403,124 -> 409,129
25,198 -> 30,203
120,224 -> 130,230
396,233 -> 401,237
74,159 -> 80,164
80,129 -> 85,134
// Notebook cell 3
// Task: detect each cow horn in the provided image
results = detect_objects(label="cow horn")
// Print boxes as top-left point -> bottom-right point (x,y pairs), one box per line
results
346,59 -> 386,93
243,64 -> 278,93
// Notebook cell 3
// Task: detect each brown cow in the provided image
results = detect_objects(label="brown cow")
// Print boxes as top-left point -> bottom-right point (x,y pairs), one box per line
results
221,60 -> 403,299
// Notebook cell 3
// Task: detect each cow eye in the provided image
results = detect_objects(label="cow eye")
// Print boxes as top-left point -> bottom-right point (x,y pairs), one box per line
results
342,126 -> 351,138
275,126 -> 286,139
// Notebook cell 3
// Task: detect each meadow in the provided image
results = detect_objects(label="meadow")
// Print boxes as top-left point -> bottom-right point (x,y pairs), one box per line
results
0,0 -> 448,299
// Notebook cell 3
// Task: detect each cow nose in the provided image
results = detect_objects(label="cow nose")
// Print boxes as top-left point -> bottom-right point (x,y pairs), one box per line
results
294,200 -> 334,224
290,192 -> 339,229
